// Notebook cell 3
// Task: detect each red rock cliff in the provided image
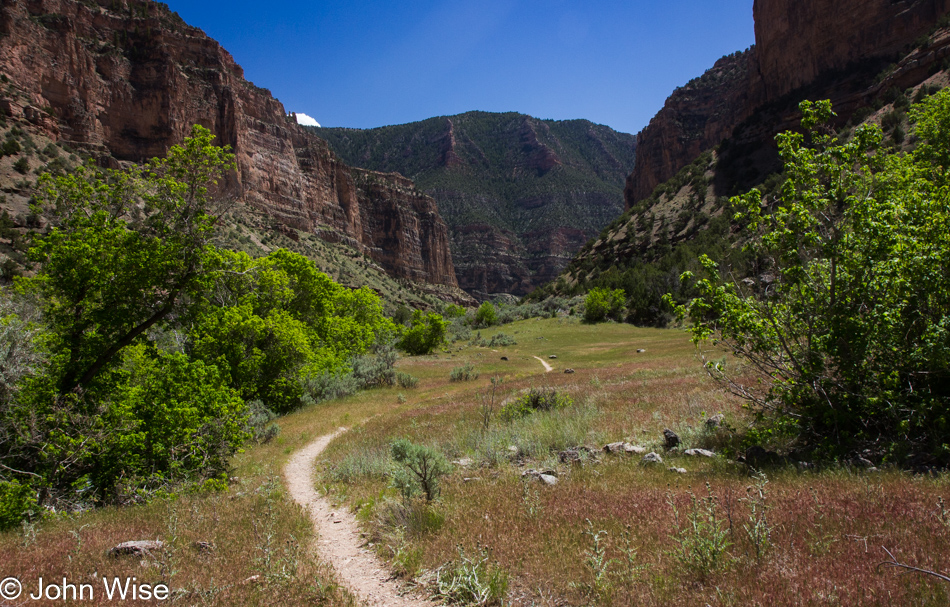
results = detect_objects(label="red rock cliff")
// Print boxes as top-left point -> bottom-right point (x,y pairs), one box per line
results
626,0 -> 950,206
0,0 -> 458,288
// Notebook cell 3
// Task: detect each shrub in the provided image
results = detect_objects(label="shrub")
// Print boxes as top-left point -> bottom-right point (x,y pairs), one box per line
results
353,345 -> 398,388
668,488 -> 733,581
12,157 -> 29,174
397,310 -> 447,355
674,97 -> 950,462
584,287 -> 625,322
435,545 -> 509,606
246,399 -> 280,443
486,333 -> 516,347
450,364 -> 479,382
390,439 -> 451,501
500,388 -> 573,422
396,372 -> 418,389
300,371 -> 361,405
474,302 -> 497,328
0,480 -> 36,530
0,138 -> 20,156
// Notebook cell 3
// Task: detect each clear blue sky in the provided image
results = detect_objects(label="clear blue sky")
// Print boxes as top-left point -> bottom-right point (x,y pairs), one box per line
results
163,1 -> 755,135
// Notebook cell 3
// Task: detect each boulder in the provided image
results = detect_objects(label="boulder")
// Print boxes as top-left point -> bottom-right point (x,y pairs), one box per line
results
110,540 -> 165,557
641,452 -> 663,465
705,413 -> 725,429
668,467 -> 688,474
603,442 -> 627,454
564,368 -> 575,374
684,448 -> 716,458
663,429 -> 680,450
453,457 -> 475,468
624,443 -> 647,454
539,474 -> 558,486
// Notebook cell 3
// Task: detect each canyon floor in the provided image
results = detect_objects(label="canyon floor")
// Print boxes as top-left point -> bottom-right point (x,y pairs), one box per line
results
2,318 -> 949,606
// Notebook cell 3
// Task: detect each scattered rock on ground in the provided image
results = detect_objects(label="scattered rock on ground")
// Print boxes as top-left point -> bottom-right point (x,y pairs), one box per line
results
110,540 -> 165,557
663,428 -> 680,450
668,467 -> 688,474
637,349 -> 646,353
548,355 -> 557,359
564,368 -> 575,374
453,457 -> 475,468
559,447 -> 591,464
193,541 -> 214,553
539,474 -> 558,486
603,441 -> 626,454
641,452 -> 663,464
684,448 -> 716,458
463,477 -> 482,483
705,413 -> 725,429
500,356 -> 508,361
507,445 -> 519,455
624,443 -> 647,454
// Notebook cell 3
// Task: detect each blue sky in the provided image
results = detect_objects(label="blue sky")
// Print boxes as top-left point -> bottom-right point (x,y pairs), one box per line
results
163,1 -> 754,135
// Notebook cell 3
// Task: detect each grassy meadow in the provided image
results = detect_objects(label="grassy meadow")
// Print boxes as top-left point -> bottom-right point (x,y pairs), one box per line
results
2,317 -> 949,606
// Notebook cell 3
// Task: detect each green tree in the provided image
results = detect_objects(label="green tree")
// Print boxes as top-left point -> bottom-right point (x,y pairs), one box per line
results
27,124 -> 235,398
583,287 -> 625,322
674,98 -> 950,462
474,301 -> 497,328
397,310 -> 447,355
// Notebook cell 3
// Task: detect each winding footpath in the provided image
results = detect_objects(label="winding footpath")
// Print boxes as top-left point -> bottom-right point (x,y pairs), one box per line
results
283,428 -> 437,607
532,355 -> 554,372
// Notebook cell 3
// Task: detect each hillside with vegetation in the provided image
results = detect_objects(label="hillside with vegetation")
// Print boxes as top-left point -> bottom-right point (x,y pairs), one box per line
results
537,25 -> 950,327
315,112 -> 637,299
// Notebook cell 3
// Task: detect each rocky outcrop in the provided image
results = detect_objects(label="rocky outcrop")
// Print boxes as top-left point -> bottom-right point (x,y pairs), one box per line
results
626,0 -> 950,207
0,0 -> 459,290
626,50 -> 756,205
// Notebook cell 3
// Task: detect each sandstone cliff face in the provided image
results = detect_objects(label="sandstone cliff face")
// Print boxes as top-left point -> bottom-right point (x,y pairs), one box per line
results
753,0 -> 950,100
626,50 -> 756,204
626,0 -> 950,207
0,0 -> 458,290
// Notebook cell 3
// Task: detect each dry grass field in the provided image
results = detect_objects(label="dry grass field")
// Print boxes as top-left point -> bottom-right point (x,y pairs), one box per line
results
2,317 -> 948,606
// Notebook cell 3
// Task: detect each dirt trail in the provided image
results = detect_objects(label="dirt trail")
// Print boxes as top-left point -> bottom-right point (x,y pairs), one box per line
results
533,355 -> 553,372
284,429 -> 437,607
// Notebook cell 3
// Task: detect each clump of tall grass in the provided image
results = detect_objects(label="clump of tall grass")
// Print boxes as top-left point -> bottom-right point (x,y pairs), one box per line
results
450,364 -> 479,382
435,545 -> 509,606
500,387 -> 573,422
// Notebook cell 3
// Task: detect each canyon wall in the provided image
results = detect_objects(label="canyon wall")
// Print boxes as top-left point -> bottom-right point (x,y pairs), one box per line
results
627,0 -> 950,206
0,0 -> 458,289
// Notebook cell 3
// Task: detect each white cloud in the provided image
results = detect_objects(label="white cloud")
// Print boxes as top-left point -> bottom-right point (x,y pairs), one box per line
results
294,112 -> 321,127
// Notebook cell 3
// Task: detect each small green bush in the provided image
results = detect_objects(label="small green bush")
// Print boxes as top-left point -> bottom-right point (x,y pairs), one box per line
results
397,310 -> 447,355
474,302 -> 497,328
487,333 -> 516,347
584,287 -> 625,322
12,157 -> 29,174
500,388 -> 573,422
396,372 -> 418,389
0,480 -> 36,530
0,138 -> 20,156
390,438 -> 451,501
450,364 -> 479,382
